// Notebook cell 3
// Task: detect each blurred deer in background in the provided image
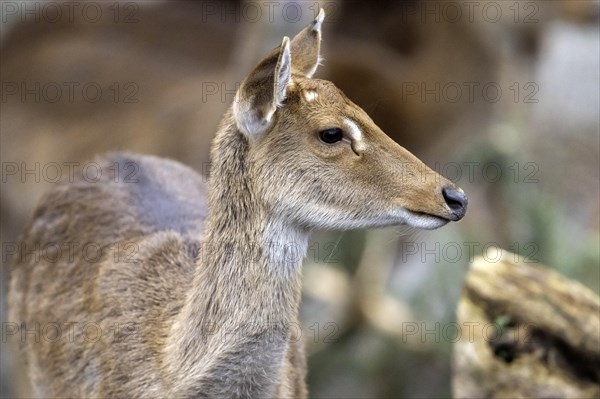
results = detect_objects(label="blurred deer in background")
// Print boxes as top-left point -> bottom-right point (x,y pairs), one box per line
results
9,9 -> 467,398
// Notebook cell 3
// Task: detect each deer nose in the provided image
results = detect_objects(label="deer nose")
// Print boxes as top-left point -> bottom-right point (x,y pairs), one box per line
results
442,186 -> 468,221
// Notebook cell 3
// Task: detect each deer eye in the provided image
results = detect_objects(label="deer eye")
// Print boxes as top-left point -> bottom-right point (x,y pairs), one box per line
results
319,128 -> 344,144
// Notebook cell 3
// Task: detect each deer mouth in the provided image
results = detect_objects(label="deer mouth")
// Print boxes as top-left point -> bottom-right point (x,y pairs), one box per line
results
403,209 -> 451,230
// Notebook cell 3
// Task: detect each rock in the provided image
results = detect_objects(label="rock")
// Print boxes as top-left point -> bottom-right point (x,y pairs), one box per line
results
453,253 -> 600,398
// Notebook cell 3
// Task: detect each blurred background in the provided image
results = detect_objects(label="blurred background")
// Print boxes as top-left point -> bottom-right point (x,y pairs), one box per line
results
1,0 -> 598,397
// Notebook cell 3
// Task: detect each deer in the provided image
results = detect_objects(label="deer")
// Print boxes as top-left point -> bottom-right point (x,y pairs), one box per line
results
8,8 -> 467,398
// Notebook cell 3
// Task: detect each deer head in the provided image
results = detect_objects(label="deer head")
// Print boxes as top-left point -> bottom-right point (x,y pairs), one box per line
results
230,9 -> 467,231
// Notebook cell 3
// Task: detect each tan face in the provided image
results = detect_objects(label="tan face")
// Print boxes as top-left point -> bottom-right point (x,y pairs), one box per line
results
250,77 -> 468,230
234,9 -> 466,230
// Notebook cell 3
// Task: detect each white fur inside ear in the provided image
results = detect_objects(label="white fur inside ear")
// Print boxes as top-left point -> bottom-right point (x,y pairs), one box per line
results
275,38 -> 292,106
312,8 -> 325,32
233,93 -> 275,137
234,37 -> 291,138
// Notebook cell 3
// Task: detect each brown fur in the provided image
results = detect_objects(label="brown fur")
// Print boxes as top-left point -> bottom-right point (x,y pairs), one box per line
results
8,10 -> 466,398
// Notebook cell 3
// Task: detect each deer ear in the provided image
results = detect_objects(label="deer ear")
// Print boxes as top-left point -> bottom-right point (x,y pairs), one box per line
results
233,37 -> 292,138
290,8 -> 324,78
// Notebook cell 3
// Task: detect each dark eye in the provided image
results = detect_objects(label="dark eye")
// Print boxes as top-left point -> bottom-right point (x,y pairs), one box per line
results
319,128 -> 344,144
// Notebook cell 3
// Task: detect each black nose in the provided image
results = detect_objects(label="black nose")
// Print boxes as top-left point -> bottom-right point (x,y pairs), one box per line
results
442,186 -> 468,220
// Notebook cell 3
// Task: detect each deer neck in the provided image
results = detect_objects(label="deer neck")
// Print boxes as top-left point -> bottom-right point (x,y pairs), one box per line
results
199,116 -> 310,309
164,117 -> 308,393
167,115 -> 308,374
